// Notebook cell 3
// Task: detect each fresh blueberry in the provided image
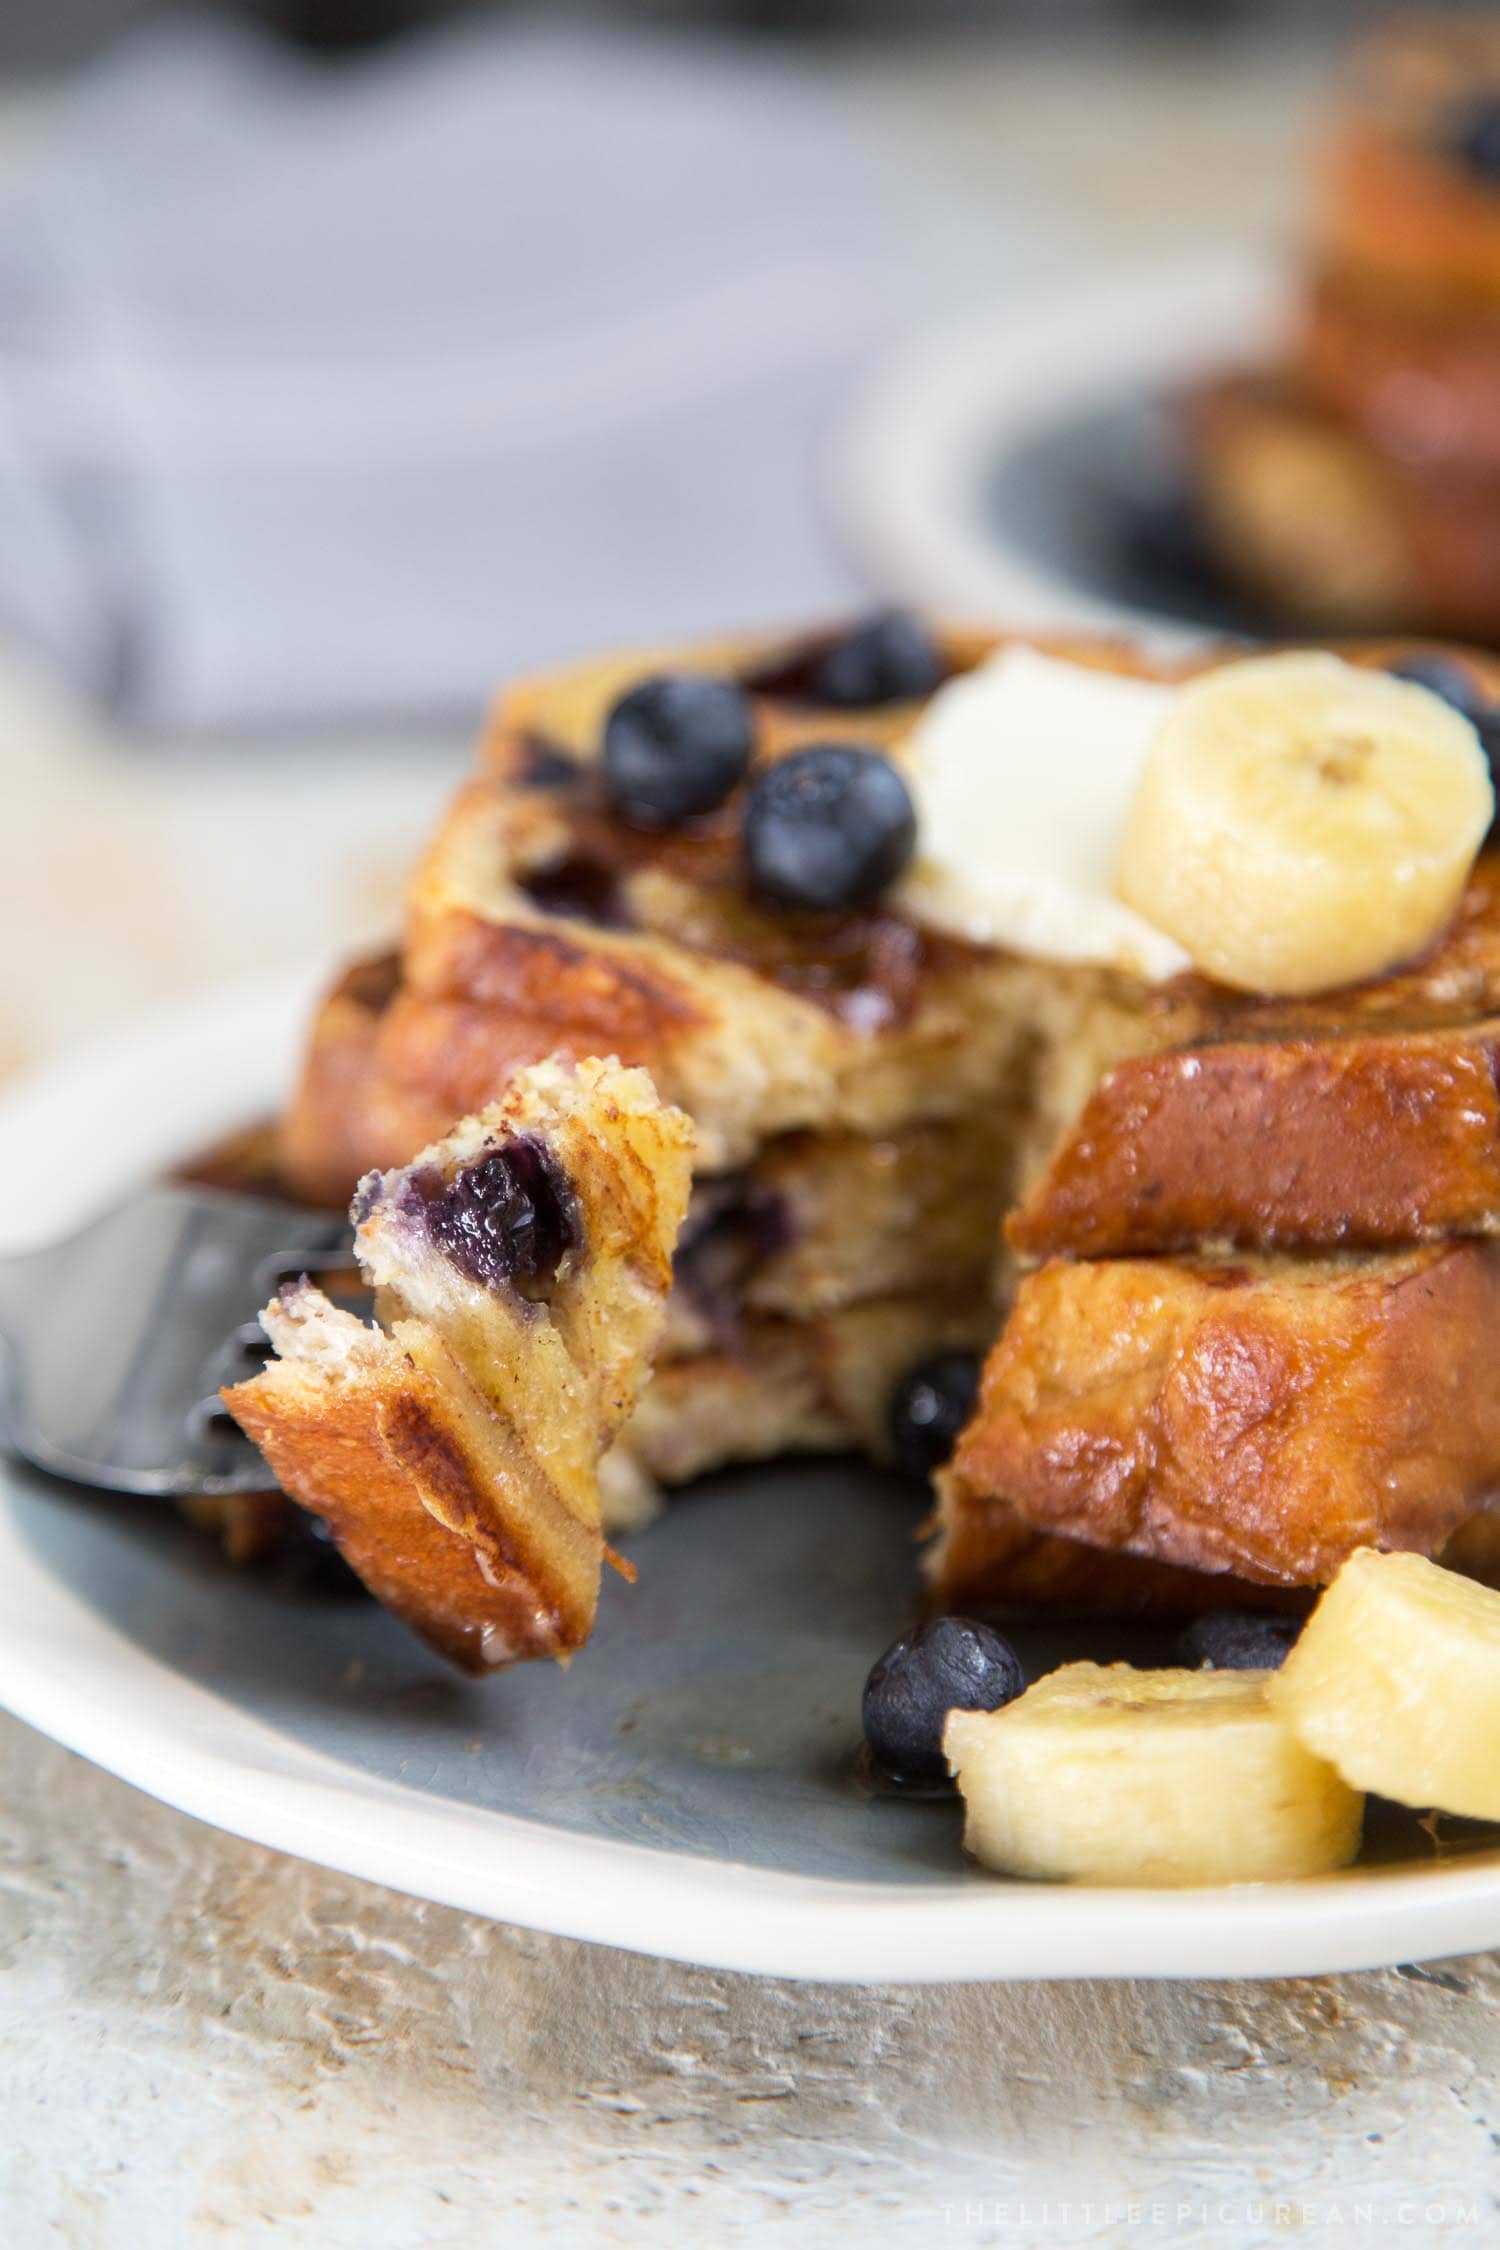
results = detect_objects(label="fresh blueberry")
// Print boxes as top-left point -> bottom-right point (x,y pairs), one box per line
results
888,1351 -> 981,1480
808,611 -> 945,708
743,744 -> 916,913
1388,652 -> 1500,805
1174,1611 -> 1302,1672
1445,93 -> 1500,187
602,674 -> 753,828
412,1137 -> 577,1291
862,1616 -> 1026,1788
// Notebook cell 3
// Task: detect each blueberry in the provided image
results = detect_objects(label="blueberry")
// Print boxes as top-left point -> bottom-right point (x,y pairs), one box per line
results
1174,1611 -> 1302,1672
413,1137 -> 577,1291
602,674 -> 753,828
743,745 -> 916,913
888,1351 -> 981,1480
1388,652 -> 1500,805
1445,93 -> 1500,187
808,611 -> 944,708
862,1616 -> 1026,1788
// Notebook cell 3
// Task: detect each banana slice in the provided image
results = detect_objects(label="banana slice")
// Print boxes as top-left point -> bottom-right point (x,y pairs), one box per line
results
1272,1550 -> 1500,1822
944,1661 -> 1362,1887
1116,651 -> 1493,996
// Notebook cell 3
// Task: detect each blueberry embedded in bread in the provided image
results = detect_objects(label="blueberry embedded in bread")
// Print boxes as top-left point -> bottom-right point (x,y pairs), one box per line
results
224,1057 -> 694,1673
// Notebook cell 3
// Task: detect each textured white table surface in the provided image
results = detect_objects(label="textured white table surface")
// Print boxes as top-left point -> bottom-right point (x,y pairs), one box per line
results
3,36 -> 1496,2248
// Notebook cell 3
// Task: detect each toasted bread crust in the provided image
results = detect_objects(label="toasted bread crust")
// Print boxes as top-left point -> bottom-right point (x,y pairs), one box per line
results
227,1340 -> 585,1672
228,1058 -> 693,1672
927,1488 -> 1500,1619
1010,1015 -> 1500,1259
942,1244 -> 1500,1592
926,1496 -> 1309,1620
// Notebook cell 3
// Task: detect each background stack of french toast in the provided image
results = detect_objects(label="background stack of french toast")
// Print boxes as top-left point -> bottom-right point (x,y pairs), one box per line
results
253,618 -> 1500,1666
1191,16 -> 1500,643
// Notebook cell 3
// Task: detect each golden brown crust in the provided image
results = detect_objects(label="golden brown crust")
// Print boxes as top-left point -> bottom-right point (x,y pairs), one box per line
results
227,1058 -> 694,1673
926,1496 -> 1308,1620
227,1342 -> 586,1672
1010,1015 -> 1500,1259
941,1244 -> 1500,1593
926,1488 -> 1500,1620
277,953 -> 442,1209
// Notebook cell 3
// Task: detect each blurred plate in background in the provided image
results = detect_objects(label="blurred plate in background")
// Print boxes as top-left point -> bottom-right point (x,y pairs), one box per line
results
834,251 -> 1286,642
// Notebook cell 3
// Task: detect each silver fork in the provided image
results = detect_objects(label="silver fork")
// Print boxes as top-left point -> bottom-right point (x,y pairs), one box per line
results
0,1184 -> 353,1497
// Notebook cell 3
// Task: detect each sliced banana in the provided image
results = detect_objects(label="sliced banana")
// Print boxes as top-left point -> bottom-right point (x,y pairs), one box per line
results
1272,1550 -> 1500,1822
944,1661 -> 1362,1887
1116,651 -> 1493,996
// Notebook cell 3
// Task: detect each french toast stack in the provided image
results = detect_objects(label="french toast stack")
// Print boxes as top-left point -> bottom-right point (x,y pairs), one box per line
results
280,625 -> 1149,1510
936,835 -> 1500,1615
1190,17 -> 1500,642
259,617 -> 1500,1664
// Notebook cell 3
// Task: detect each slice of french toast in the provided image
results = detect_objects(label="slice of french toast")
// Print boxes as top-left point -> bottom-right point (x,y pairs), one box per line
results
1186,19 -> 1500,638
937,1243 -> 1500,1596
1010,1009 -> 1500,1259
224,1057 -> 693,1672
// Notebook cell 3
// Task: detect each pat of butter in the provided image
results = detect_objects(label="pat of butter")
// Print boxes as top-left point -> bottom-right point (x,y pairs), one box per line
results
896,646 -> 1191,981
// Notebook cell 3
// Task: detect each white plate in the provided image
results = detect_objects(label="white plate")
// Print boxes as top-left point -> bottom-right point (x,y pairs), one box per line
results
834,250 -> 1286,641
2,972 -> 1499,1983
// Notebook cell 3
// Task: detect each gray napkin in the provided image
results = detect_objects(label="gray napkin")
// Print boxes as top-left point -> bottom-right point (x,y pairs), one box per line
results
0,14 -> 1036,734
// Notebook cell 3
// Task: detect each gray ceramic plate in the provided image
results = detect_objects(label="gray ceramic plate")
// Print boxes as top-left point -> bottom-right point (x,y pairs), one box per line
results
834,250 -> 1284,646
2,971 -> 1499,1981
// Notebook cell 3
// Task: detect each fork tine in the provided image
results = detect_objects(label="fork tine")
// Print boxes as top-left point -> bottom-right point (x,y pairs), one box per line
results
0,1184 -> 352,1498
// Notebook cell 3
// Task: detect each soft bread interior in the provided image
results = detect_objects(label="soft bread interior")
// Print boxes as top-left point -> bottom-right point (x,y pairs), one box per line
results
226,1057 -> 693,1671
